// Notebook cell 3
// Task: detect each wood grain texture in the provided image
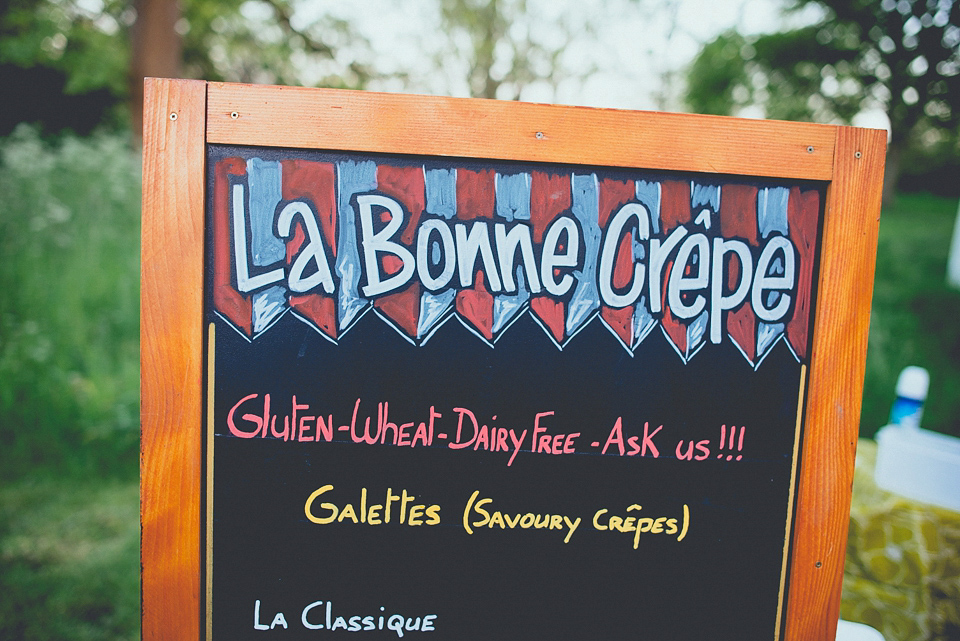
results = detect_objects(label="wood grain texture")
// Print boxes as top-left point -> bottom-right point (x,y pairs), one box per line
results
140,80 -> 885,640
206,82 -> 837,181
785,126 -> 885,640
141,77 -> 207,641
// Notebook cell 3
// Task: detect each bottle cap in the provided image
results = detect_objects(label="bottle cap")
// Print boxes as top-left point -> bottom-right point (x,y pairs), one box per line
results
895,366 -> 929,401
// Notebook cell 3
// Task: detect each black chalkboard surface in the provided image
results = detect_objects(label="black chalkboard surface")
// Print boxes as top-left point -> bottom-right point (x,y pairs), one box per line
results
204,144 -> 824,640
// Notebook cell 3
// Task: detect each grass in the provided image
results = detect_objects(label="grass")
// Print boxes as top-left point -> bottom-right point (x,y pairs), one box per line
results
0,127 -> 141,640
0,127 -> 957,639
0,479 -> 140,641
861,191 -> 960,438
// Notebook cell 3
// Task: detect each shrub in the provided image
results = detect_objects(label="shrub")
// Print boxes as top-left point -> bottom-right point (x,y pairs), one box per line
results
0,126 -> 140,478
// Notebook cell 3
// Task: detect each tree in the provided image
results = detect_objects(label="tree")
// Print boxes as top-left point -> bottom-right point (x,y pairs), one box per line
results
0,0 -> 130,134
1,0 -> 375,139
130,0 -> 182,140
432,0 -> 603,101
131,0 -> 377,138
686,0 -> 960,202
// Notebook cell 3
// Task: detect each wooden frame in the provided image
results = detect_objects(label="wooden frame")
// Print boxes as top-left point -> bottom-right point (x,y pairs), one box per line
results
141,77 -> 884,640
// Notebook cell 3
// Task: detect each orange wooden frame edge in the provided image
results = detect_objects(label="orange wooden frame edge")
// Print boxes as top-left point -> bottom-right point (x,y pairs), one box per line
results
141,77 -> 207,641
205,81 -> 838,181
785,126 -> 885,639
141,79 -> 884,641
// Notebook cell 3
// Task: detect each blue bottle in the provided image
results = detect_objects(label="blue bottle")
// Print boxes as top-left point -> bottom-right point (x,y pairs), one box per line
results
889,366 -> 929,428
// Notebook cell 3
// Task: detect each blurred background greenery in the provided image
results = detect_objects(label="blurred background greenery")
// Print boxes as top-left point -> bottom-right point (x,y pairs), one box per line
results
1,0 -> 958,638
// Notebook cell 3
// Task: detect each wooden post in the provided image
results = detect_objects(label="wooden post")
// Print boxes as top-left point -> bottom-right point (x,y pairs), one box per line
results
141,77 -> 207,641
785,126 -> 885,640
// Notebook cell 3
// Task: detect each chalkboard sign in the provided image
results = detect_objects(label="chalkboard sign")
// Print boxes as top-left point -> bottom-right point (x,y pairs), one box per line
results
141,79 -> 886,641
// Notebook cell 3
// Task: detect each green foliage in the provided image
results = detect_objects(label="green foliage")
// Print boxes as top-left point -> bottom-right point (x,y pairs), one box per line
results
179,0 -> 374,88
0,0 -> 374,136
439,0 -> 511,98
0,479 -> 140,641
685,0 -> 960,142
0,126 -> 141,478
750,25 -> 865,123
686,31 -> 750,116
686,0 -> 960,198
436,0 -> 599,100
687,24 -> 865,123
0,0 -> 130,96
862,192 -> 960,438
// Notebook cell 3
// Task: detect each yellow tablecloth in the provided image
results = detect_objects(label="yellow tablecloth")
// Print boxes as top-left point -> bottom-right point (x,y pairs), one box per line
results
841,439 -> 960,641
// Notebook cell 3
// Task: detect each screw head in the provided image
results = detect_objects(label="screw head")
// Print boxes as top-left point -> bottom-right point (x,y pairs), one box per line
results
806,145 -> 814,153
536,131 -> 545,140
231,111 -> 239,120
855,151 -> 862,159
169,112 -> 178,121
